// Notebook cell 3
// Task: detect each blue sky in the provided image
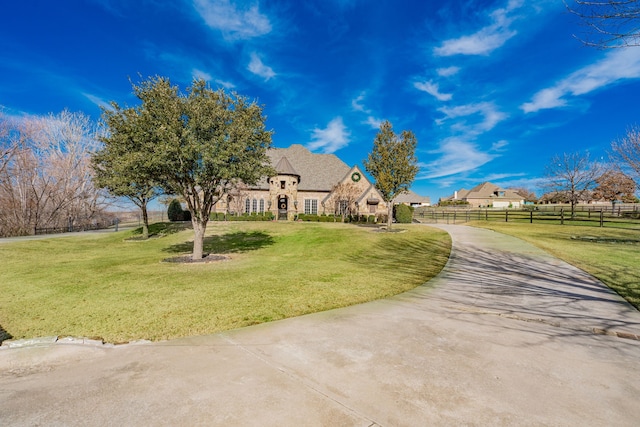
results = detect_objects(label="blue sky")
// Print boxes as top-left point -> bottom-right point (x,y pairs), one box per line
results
2,0 -> 640,202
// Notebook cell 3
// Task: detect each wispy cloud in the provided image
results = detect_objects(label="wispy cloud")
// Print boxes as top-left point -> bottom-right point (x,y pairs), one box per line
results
351,92 -> 369,113
419,137 -> 496,179
437,66 -> 460,77
521,48 -> 640,113
192,68 -> 212,81
434,0 -> 523,56
215,79 -> 236,89
83,93 -> 111,110
193,0 -> 272,41
414,80 -> 452,101
364,116 -> 382,130
437,102 -> 506,133
351,92 -> 383,129
248,52 -> 276,81
307,117 -> 350,153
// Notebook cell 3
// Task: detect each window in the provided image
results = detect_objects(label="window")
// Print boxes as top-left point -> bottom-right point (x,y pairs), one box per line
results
280,180 -> 286,189
337,200 -> 349,216
245,198 -> 250,214
252,198 -> 258,213
304,199 -> 318,215
259,199 -> 265,213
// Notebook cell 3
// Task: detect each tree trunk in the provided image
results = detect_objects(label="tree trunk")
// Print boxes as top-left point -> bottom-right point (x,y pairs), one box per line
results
387,200 -> 393,230
192,217 -> 207,260
141,202 -> 149,239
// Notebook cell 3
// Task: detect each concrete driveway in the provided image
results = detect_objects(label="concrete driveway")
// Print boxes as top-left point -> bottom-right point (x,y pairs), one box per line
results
1,224 -> 639,426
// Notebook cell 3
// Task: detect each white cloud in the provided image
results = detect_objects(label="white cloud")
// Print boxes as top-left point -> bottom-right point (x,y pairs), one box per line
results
419,137 -> 496,179
434,0 -> 523,56
521,48 -> 640,113
248,52 -> 276,81
414,80 -> 452,101
351,92 -> 370,113
215,79 -> 236,89
192,68 -> 213,82
307,117 -> 350,154
437,102 -> 506,133
193,0 -> 272,41
364,116 -> 383,129
437,66 -> 460,77
83,93 -> 111,110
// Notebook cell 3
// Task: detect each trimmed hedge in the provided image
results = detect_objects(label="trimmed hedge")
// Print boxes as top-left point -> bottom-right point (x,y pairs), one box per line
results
210,212 -> 275,221
395,204 -> 414,223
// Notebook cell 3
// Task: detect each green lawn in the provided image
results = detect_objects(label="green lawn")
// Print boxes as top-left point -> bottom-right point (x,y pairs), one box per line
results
0,222 -> 451,343
469,221 -> 640,310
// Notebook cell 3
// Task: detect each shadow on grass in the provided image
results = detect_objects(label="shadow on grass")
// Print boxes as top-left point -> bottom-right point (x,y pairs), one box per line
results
0,324 -> 12,344
130,222 -> 191,239
348,234 -> 452,283
163,230 -> 275,255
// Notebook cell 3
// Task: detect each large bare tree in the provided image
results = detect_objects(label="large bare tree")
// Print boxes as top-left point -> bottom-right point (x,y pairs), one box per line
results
566,0 -> 640,48
0,110 -> 107,237
543,151 -> 604,218
611,125 -> 640,180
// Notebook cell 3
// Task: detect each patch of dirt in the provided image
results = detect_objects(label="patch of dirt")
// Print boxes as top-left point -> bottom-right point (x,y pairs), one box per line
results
162,254 -> 229,264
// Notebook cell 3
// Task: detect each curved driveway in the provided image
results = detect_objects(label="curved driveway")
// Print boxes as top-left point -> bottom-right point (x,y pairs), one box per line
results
2,225 -> 639,426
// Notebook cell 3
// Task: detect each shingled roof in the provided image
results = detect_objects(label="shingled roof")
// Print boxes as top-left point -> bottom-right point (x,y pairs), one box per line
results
252,144 -> 350,191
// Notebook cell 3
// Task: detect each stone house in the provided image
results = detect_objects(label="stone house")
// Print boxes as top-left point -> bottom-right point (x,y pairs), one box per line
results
213,144 -> 392,220
441,182 -> 524,208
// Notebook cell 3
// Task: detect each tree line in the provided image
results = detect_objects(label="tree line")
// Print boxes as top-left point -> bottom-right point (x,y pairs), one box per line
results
0,110 -> 111,237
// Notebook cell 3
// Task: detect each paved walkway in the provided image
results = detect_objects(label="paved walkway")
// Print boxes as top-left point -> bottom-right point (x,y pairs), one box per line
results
1,225 -> 639,426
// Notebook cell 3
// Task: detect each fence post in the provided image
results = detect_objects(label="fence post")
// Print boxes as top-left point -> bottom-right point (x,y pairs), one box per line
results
560,208 -> 564,225
530,210 -> 533,224
600,210 -> 604,228
453,211 -> 457,224
485,209 -> 488,221
505,210 -> 509,222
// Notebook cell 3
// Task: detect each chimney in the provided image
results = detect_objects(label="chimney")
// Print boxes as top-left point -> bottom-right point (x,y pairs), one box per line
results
454,191 -> 458,200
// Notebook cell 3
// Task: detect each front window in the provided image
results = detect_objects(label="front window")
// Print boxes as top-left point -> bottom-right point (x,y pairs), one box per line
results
252,198 -> 258,213
304,199 -> 318,215
245,198 -> 250,214
259,199 -> 265,213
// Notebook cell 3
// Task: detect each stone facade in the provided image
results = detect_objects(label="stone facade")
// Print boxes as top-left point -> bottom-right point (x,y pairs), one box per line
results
213,145 -> 390,220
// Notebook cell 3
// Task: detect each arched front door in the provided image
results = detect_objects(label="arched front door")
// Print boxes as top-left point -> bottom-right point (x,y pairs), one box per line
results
278,195 -> 288,220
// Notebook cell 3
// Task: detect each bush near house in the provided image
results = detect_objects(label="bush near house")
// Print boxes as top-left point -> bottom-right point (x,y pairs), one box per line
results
167,199 -> 183,222
210,212 -> 275,221
395,204 -> 414,223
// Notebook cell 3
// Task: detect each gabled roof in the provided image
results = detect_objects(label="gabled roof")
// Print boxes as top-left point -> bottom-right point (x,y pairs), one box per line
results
254,144 -> 350,191
394,191 -> 431,205
447,182 -> 523,201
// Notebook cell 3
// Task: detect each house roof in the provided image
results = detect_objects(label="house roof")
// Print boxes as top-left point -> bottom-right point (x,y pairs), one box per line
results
253,144 -> 351,191
444,182 -> 523,202
394,191 -> 431,205
274,156 -> 299,177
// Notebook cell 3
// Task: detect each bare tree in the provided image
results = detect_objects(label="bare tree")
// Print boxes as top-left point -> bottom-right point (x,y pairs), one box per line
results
611,125 -> 640,180
510,187 -> 538,203
593,170 -> 637,206
544,151 -> 604,218
566,0 -> 640,48
326,182 -> 361,221
0,110 -> 108,237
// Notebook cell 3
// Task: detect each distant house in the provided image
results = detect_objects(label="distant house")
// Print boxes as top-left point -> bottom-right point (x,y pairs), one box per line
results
394,191 -> 431,207
213,144 -> 391,220
441,182 -> 524,208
